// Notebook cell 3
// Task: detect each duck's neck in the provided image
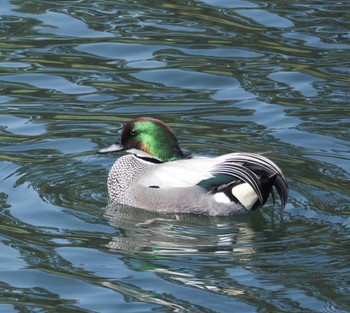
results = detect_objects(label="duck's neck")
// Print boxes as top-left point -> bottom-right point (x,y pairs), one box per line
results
148,143 -> 185,162
138,129 -> 185,162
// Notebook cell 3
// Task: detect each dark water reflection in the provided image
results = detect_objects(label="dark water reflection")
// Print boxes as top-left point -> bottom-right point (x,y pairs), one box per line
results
1,0 -> 350,312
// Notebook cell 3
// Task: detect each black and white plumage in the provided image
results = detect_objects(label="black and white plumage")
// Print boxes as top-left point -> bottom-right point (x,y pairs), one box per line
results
98,117 -> 288,216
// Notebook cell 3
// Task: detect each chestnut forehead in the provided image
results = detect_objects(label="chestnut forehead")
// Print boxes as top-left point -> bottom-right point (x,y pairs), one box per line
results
121,120 -> 135,142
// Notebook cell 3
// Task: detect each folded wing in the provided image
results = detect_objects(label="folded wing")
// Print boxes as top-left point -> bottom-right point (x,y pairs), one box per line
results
137,152 -> 288,210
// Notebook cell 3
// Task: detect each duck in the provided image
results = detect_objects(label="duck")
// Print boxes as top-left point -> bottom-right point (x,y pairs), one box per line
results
97,117 -> 288,216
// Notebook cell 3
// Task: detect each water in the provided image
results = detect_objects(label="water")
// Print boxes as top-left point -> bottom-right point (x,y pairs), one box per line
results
1,0 -> 349,312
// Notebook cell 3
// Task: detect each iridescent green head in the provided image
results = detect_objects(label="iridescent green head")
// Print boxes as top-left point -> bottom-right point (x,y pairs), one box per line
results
97,117 -> 185,162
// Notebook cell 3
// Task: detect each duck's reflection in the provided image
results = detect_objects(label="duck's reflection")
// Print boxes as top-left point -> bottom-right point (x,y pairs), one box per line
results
103,203 -> 286,308
104,202 -> 272,256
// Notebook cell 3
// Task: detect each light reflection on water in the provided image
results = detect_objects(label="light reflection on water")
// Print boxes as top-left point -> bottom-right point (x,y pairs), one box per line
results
1,0 -> 350,312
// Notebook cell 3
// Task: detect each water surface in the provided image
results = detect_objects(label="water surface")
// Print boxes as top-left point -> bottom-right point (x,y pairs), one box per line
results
1,0 -> 349,312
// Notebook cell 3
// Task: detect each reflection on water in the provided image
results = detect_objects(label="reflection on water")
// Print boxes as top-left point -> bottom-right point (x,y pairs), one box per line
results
104,204 -> 286,312
1,0 -> 350,312
105,204 -> 266,256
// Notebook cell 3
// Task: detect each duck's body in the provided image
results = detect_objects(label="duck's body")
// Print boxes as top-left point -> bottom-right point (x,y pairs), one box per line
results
98,117 -> 288,216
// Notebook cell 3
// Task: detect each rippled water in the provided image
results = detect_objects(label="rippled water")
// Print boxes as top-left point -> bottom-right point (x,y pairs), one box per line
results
1,0 -> 349,312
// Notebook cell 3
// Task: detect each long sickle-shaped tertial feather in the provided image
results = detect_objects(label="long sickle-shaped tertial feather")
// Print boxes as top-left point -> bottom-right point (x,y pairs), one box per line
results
212,153 -> 288,209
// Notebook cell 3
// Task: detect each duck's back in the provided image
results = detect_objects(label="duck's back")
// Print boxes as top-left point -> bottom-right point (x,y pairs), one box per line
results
107,154 -> 249,216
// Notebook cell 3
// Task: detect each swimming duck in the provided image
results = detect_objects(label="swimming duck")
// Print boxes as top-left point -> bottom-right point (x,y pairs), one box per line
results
97,117 -> 288,216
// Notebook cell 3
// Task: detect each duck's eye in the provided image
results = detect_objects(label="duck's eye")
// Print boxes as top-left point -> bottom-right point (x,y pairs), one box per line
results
130,129 -> 137,136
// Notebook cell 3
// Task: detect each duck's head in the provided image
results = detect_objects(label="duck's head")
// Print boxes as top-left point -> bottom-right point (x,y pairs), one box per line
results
97,117 -> 185,162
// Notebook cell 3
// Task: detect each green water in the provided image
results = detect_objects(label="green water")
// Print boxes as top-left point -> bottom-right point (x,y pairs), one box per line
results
1,0 -> 349,312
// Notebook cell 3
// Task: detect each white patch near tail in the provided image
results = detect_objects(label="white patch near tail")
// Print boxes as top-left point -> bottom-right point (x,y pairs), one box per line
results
231,183 -> 258,210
